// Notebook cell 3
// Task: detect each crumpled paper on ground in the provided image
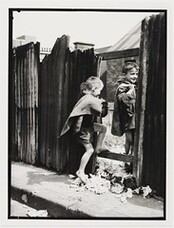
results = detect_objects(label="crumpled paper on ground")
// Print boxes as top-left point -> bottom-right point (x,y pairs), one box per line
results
133,185 -> 152,198
27,209 -> 48,217
85,174 -> 111,194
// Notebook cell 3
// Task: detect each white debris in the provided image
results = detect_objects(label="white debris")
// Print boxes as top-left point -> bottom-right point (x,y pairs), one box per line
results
142,185 -> 152,198
133,185 -> 153,198
69,177 -> 83,187
120,194 -> 127,204
27,209 -> 48,217
21,194 -> 28,203
96,169 -> 109,179
133,187 -> 140,194
69,174 -> 76,179
110,183 -> 124,194
85,174 -> 111,194
125,188 -> 133,198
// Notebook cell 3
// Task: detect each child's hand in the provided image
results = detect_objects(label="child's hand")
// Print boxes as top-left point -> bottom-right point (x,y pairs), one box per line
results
100,98 -> 106,103
128,84 -> 135,90
127,84 -> 135,96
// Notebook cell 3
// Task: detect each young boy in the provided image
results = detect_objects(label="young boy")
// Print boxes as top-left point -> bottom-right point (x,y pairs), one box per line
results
111,62 -> 139,155
59,76 -> 108,183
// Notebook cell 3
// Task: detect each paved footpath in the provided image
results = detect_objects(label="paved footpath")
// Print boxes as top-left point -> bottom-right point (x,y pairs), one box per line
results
11,199 -> 49,217
10,162 -> 164,218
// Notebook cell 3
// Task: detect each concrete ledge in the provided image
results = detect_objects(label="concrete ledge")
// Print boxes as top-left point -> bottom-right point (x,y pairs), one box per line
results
11,186 -> 90,218
10,162 -> 164,219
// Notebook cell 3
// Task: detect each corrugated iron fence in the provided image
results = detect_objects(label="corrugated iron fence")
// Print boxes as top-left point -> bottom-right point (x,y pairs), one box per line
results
39,35 -> 99,173
11,35 -> 99,174
134,13 -> 166,197
10,42 -> 40,164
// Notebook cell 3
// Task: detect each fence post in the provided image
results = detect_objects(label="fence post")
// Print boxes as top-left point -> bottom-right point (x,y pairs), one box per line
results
133,17 -> 150,185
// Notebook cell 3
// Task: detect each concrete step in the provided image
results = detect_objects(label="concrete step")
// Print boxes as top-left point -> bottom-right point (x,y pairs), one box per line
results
10,162 -> 164,218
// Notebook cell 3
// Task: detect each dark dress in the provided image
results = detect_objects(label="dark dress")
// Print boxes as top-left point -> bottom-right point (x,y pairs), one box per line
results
111,75 -> 136,136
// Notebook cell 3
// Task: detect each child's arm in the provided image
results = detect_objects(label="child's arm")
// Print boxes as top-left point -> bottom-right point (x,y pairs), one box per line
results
117,83 -> 136,103
117,85 -> 136,117
126,84 -> 135,96
89,97 -> 103,116
101,101 -> 108,117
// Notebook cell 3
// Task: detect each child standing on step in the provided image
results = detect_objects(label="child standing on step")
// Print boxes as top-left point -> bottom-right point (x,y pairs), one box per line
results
111,62 -> 139,155
59,76 -> 108,183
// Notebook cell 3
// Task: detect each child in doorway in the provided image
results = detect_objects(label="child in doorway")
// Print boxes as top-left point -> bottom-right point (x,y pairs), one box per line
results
111,62 -> 139,155
59,76 -> 108,183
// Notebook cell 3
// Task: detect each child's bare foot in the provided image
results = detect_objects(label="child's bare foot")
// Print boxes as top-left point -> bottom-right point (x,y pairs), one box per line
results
76,170 -> 88,184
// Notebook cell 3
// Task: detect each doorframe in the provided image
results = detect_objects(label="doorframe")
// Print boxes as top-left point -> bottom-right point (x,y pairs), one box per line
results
96,48 -> 141,183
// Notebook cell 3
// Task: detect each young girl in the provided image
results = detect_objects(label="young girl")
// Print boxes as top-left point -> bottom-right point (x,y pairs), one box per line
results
111,62 -> 139,155
59,76 -> 108,183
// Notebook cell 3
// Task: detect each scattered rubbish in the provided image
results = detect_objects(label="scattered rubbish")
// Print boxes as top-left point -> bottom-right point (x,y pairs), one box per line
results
69,177 -> 85,188
133,185 -> 152,198
21,194 -> 28,203
27,209 -> 48,217
85,174 -> 110,195
110,174 -> 124,194
110,183 -> 124,194
123,174 -> 137,190
133,187 -> 140,195
112,188 -> 133,204
111,175 -> 124,184
141,186 -> 152,198
69,174 -> 76,179
67,158 -> 154,202
125,188 -> 133,198
96,169 -> 109,179
120,194 -> 127,204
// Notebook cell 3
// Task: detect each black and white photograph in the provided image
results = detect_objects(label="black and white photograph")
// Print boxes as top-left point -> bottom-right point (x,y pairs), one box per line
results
1,0 -> 174,227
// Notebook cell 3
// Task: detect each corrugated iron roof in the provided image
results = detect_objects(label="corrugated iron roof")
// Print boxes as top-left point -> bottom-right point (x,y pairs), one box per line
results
107,22 -> 141,52
95,21 -> 141,54
95,46 -> 112,54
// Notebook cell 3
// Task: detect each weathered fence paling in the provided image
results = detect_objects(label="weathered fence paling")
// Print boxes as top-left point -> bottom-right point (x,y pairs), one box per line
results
39,35 -> 100,173
134,13 -> 166,197
11,42 -> 40,164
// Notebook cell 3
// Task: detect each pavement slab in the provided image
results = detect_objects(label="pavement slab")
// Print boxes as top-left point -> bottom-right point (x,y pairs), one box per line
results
10,162 -> 164,219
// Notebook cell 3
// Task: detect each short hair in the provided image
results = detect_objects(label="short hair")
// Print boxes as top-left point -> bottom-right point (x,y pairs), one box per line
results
86,76 -> 104,90
122,62 -> 139,74
80,81 -> 93,94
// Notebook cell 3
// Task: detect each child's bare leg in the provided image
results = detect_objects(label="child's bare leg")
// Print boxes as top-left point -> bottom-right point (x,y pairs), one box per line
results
125,130 -> 134,155
76,143 -> 94,183
125,140 -> 131,155
94,123 -> 107,154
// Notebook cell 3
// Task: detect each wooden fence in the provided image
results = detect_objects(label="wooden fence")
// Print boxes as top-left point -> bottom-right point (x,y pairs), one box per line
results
39,35 -> 99,173
11,35 -> 99,174
10,42 -> 40,164
134,13 -> 166,197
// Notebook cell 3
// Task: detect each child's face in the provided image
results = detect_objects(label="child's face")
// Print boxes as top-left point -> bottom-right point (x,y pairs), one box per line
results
126,68 -> 139,84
